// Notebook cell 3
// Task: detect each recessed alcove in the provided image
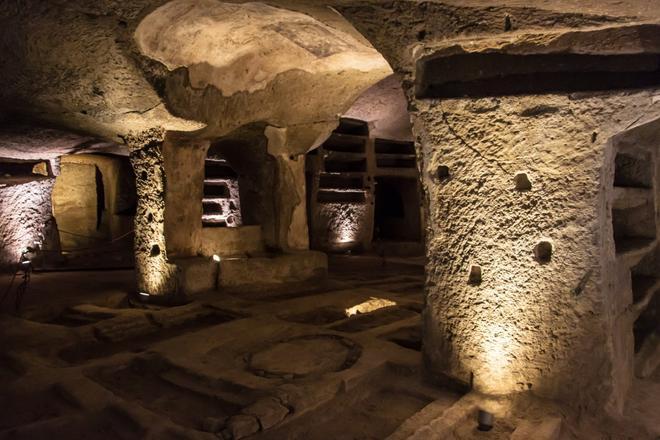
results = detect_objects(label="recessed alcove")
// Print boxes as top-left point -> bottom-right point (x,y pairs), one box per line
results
417,52 -> 660,98
535,241 -> 553,263
612,151 -> 656,255
335,117 -> 369,137
0,158 -> 51,182
324,158 -> 367,173
373,177 -> 421,242
202,154 -> 241,228
614,152 -> 654,189
514,172 -> 532,191
323,134 -> 367,154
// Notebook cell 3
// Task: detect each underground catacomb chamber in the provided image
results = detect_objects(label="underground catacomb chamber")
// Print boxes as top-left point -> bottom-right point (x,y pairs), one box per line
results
5,3 -> 660,439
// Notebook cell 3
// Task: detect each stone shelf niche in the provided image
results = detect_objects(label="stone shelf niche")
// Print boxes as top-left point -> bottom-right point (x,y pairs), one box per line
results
631,249 -> 660,379
416,52 -> 660,98
612,151 -> 656,257
307,118 -> 422,253
610,140 -> 659,381
0,158 -> 52,184
202,155 -> 242,228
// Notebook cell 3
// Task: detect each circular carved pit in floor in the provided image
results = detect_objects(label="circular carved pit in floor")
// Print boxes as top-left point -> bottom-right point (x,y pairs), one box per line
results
247,335 -> 361,379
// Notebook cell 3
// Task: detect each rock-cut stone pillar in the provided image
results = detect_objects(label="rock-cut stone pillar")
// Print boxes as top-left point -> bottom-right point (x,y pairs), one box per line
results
124,128 -> 177,296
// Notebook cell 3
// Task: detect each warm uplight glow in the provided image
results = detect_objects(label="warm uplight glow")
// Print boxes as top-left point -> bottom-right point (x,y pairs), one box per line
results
139,292 -> 150,297
345,297 -> 397,317
212,254 -> 221,262
338,226 -> 358,244
481,323 -> 515,384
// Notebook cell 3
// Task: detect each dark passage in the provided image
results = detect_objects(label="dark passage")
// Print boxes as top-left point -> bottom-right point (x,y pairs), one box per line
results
373,177 -> 421,241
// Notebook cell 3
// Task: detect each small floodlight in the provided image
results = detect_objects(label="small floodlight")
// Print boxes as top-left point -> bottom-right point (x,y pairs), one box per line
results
477,409 -> 494,431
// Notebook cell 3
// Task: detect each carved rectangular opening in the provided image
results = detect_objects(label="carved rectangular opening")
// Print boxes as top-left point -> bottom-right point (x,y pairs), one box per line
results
376,157 -> 416,169
204,160 -> 238,179
319,174 -> 364,190
323,134 -> 366,153
325,158 -> 367,173
612,150 -> 657,255
373,177 -> 421,241
317,190 -> 366,204
375,139 -> 415,155
335,117 -> 369,136
615,152 -> 654,188
417,53 -> 660,98
203,183 -> 230,198
0,158 -> 51,181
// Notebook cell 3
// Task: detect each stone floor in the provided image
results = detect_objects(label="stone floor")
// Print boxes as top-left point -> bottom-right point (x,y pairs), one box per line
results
0,256 -> 466,439
0,256 -> 658,440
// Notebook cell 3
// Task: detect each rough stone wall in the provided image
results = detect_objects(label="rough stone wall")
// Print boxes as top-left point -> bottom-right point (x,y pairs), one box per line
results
418,91 -> 660,412
0,179 -> 54,269
125,128 -> 177,296
163,136 -> 209,258
52,161 -> 100,249
273,154 -> 309,251
343,74 -> 413,142
335,0 -> 660,414
314,202 -> 371,251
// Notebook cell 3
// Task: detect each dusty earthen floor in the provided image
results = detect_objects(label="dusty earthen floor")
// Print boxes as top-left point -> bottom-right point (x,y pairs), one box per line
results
0,256 -> 464,439
1,256 -> 658,439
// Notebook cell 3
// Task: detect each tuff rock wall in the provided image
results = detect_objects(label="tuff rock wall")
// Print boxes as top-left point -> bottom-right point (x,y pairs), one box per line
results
336,0 -> 660,413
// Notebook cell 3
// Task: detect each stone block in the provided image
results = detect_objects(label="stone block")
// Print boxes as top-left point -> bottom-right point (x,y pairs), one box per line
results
52,162 -> 99,249
174,257 -> 218,294
242,397 -> 289,430
218,251 -> 327,288
227,414 -> 260,439
200,225 -> 264,257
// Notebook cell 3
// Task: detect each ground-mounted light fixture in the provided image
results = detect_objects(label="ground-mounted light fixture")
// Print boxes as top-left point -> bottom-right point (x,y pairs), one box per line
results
477,409 -> 494,431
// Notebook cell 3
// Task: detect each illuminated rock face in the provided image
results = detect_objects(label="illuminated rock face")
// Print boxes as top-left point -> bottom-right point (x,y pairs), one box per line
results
134,0 -> 385,97
415,64 -> 660,414
125,129 -> 177,296
338,3 -> 660,412
0,179 -> 54,267
2,0 -> 660,420
134,0 -> 392,139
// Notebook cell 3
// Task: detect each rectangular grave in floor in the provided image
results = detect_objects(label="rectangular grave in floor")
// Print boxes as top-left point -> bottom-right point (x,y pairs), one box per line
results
59,305 -> 242,364
88,354 -> 255,432
260,365 -> 461,440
